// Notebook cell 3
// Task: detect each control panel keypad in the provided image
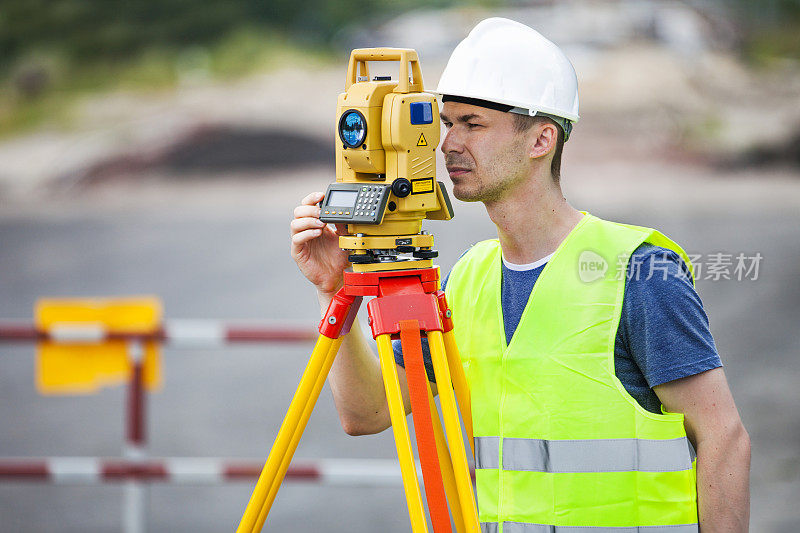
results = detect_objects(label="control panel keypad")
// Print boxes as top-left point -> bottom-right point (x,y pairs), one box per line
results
320,184 -> 390,225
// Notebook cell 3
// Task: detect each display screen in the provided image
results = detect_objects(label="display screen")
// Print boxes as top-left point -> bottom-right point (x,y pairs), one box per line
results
328,190 -> 358,208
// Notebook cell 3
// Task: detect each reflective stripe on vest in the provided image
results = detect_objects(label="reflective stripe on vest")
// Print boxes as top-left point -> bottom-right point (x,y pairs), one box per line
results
475,436 -> 695,473
481,523 -> 698,533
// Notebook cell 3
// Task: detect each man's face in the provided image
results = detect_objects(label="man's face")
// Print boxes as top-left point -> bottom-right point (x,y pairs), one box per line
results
439,101 -> 530,203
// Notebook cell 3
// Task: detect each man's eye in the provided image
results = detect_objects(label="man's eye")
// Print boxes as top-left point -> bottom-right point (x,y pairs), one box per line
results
467,123 -> 481,129
442,122 -> 452,129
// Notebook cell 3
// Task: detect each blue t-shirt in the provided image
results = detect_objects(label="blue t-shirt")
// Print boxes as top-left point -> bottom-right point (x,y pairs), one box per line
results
393,243 -> 723,413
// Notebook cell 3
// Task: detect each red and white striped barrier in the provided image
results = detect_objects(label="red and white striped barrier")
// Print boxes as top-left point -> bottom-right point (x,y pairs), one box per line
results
0,320 -> 318,345
0,458 -> 415,486
0,317 -> 336,533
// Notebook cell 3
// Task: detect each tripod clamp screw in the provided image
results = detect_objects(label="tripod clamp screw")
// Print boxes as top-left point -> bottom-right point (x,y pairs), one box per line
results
328,316 -> 337,325
444,310 -> 452,318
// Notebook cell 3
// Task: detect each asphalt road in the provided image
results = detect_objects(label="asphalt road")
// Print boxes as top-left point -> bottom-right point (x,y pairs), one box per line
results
0,171 -> 798,532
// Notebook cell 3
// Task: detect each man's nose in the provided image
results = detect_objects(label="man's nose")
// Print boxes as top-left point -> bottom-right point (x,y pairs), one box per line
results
440,127 -> 464,154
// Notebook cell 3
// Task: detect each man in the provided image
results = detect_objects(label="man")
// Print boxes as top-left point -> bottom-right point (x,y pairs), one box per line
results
290,18 -> 749,532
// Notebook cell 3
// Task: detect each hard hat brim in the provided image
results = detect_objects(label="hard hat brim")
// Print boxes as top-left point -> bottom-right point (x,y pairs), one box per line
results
433,90 -> 579,123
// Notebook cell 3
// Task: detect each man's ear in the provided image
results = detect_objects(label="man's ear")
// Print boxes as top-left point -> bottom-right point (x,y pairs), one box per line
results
529,122 -> 558,160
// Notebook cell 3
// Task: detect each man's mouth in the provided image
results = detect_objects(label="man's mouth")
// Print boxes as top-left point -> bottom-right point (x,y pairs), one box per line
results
447,167 -> 472,177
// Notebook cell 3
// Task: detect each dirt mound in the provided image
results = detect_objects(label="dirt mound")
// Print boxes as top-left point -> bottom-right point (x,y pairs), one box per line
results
73,124 -> 333,187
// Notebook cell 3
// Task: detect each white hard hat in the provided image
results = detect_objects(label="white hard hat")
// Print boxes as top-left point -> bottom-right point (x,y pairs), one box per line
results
435,18 -> 579,138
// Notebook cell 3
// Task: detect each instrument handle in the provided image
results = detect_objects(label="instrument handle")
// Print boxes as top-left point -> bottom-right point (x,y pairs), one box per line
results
346,47 -> 424,94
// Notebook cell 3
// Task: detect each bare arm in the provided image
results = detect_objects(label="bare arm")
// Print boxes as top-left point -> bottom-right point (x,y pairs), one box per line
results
654,367 -> 751,532
291,191 -> 425,435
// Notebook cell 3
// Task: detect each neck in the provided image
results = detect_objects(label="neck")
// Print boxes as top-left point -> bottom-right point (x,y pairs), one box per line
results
484,176 -> 584,265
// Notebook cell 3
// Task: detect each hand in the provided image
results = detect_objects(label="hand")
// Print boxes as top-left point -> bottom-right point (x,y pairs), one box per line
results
290,191 -> 351,296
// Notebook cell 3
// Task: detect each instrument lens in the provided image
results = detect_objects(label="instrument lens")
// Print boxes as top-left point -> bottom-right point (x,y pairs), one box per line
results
340,111 -> 367,148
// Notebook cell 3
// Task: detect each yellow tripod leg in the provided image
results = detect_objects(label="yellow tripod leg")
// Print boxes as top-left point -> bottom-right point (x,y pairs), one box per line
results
252,335 -> 344,531
427,382 -> 466,533
442,330 -> 474,457
376,334 -> 429,533
237,334 -> 342,532
428,331 -> 480,532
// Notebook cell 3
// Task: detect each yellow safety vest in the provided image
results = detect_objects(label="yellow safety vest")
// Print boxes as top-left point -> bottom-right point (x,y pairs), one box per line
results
445,213 -> 699,532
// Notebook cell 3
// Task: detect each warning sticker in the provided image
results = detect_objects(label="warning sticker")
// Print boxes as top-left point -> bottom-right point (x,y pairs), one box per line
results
416,132 -> 428,147
411,178 -> 434,195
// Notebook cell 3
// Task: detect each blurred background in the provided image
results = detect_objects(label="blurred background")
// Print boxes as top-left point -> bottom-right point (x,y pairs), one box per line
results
0,0 -> 798,531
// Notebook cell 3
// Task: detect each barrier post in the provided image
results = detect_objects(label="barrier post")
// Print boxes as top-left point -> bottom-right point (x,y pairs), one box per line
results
124,339 -> 147,533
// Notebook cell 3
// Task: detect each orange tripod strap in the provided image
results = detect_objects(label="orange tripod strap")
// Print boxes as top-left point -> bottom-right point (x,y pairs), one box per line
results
400,319 -> 453,533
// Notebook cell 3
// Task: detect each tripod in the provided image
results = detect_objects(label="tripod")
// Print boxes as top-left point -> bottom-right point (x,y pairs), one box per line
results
237,266 -> 479,533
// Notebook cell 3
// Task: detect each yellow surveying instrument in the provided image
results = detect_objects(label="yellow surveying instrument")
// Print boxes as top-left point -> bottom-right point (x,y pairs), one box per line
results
237,48 -> 478,533
323,47 -> 454,271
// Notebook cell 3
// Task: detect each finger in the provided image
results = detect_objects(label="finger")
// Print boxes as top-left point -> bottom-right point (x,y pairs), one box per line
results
291,228 -> 323,246
290,217 -> 325,234
301,191 -> 325,206
294,204 -> 321,220
323,223 -> 345,240
334,223 -> 348,236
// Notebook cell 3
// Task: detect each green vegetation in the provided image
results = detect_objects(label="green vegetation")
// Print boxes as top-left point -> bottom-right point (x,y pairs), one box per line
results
0,0 -> 470,136
742,24 -> 800,65
0,26 -> 332,137
729,0 -> 800,64
1,0 -> 797,136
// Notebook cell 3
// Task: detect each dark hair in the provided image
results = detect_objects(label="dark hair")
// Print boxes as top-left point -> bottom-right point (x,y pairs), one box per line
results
511,114 -> 564,184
